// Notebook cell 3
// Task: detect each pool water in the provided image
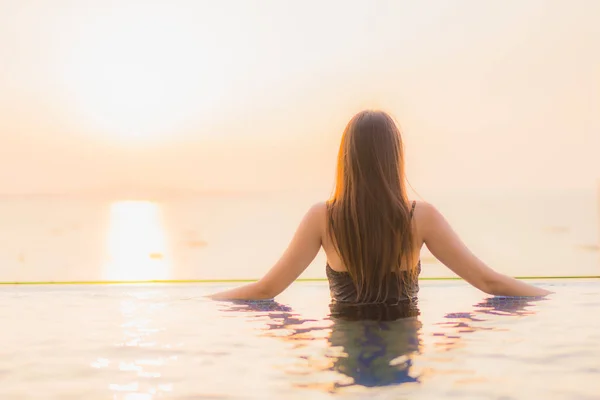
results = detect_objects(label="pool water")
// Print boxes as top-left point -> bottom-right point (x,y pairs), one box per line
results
2,280 -> 599,399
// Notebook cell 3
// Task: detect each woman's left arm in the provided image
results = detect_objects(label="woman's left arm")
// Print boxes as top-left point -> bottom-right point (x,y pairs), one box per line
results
208,203 -> 325,300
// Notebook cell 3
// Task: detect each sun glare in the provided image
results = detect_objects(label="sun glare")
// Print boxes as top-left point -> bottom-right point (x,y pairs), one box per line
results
60,4 -> 228,142
104,201 -> 170,281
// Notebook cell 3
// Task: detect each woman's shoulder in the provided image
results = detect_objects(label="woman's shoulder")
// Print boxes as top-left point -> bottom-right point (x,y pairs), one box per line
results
410,200 -> 437,216
308,201 -> 328,212
298,202 -> 328,237
410,200 -> 447,234
307,201 -> 328,220
300,202 -> 328,225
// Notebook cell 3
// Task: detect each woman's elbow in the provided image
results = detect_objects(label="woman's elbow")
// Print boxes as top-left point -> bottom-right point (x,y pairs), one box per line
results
253,281 -> 281,299
475,273 -> 504,295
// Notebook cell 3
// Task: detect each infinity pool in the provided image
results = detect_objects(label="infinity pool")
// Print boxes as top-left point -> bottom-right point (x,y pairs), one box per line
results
2,280 -> 598,399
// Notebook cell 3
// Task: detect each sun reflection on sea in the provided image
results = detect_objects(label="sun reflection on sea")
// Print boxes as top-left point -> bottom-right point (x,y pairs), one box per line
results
104,201 -> 171,281
94,290 -> 178,399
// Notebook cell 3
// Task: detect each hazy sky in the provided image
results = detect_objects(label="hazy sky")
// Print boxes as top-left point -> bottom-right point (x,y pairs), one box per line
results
0,0 -> 598,195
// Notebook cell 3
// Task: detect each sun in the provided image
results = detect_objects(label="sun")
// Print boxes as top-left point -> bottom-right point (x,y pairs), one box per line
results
59,4 -> 227,142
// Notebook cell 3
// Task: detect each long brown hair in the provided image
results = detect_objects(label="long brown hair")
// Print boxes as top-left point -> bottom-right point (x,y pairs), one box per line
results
327,110 -> 417,303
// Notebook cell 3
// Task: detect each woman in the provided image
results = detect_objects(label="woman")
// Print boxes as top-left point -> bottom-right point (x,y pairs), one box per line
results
210,110 -> 551,302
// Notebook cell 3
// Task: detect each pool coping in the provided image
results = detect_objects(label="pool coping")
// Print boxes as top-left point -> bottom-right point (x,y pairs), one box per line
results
1,276 -> 599,285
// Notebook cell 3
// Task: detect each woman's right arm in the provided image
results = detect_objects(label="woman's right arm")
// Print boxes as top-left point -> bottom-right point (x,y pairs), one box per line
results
420,202 -> 552,297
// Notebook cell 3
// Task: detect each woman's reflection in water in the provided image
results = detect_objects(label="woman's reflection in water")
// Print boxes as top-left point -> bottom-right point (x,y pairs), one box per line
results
224,295 -> 546,392
327,301 -> 422,388
226,300 -> 423,391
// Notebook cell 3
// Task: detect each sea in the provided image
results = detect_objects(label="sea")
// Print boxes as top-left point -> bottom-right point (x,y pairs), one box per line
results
0,189 -> 597,282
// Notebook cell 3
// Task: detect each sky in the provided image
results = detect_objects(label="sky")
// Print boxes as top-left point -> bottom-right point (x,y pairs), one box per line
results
0,0 -> 599,195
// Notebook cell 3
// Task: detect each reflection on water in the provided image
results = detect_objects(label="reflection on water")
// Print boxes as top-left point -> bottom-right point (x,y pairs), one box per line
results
104,201 -> 171,280
4,283 -> 598,399
111,291 -> 176,398
430,296 -> 541,353
326,303 -> 422,390
225,300 -> 423,393
222,295 -> 549,396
